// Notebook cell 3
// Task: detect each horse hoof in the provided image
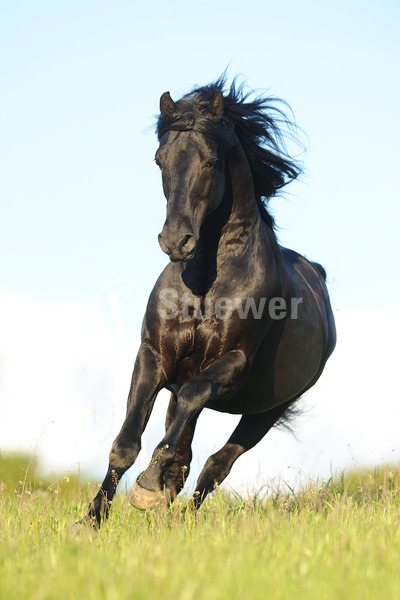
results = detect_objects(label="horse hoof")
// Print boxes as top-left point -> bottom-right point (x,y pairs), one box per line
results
129,482 -> 164,510
67,518 -> 98,540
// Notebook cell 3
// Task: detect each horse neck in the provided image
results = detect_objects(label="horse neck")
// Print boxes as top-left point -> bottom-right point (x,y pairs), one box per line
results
219,142 -> 261,252
181,141 -> 265,295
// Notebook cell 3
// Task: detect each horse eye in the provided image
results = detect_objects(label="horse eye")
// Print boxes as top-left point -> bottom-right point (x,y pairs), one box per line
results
155,158 -> 162,170
206,157 -> 218,168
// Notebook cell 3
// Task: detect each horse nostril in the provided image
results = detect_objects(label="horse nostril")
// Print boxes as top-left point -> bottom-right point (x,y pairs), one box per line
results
178,235 -> 196,254
158,234 -> 170,255
159,232 -> 197,260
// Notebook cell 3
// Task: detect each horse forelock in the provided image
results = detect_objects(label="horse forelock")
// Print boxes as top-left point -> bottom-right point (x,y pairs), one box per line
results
157,97 -> 231,143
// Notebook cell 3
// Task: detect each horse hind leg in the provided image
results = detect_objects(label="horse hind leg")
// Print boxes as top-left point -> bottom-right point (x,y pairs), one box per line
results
163,393 -> 198,501
192,401 -> 293,509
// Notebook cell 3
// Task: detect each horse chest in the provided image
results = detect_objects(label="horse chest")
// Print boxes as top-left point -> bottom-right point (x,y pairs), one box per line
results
170,321 -> 226,383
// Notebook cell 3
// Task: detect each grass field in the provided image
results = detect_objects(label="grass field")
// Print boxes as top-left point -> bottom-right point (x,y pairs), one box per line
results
1,455 -> 400,600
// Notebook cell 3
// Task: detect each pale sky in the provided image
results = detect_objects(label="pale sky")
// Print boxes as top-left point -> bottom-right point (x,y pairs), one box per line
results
1,1 -> 399,492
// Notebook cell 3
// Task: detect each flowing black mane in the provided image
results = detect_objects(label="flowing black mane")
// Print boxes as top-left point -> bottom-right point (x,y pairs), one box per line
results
157,75 -> 303,230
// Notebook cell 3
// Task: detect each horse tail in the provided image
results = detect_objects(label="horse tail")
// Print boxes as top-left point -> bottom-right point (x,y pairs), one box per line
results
274,398 -> 304,432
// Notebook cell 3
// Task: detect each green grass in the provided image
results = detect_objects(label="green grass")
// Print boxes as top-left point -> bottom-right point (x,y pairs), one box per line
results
1,457 -> 400,600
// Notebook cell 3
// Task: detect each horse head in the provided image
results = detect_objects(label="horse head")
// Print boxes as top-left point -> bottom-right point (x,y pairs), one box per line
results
156,90 -> 227,262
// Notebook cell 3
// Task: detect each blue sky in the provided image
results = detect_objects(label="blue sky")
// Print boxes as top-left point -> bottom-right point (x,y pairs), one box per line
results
1,1 -> 400,488
1,0 -> 399,307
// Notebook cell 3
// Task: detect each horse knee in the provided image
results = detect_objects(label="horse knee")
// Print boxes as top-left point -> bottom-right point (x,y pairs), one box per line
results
109,440 -> 140,471
178,379 -> 212,409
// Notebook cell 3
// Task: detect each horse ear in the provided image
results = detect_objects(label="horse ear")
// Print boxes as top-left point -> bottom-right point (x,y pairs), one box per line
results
160,92 -> 175,117
211,90 -> 224,119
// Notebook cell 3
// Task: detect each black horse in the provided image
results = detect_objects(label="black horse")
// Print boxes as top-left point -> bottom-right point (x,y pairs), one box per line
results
84,76 -> 336,527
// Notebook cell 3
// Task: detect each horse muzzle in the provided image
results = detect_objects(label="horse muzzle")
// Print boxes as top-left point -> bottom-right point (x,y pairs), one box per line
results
158,232 -> 197,262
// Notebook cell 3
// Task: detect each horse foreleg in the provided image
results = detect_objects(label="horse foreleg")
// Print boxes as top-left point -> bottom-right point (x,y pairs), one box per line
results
163,393 -> 198,502
130,349 -> 248,510
192,402 -> 293,509
84,343 -> 167,528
